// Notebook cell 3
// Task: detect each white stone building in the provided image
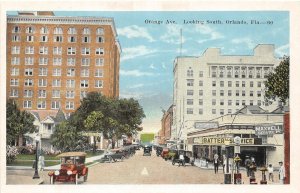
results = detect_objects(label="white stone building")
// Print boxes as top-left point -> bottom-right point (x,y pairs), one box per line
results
172,44 -> 281,148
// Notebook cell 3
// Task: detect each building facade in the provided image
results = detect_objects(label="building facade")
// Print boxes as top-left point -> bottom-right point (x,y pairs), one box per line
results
172,44 -> 280,148
158,105 -> 173,145
6,11 -> 121,116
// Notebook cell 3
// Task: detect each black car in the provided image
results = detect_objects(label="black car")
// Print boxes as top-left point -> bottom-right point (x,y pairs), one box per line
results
143,146 -> 152,156
102,150 -> 126,163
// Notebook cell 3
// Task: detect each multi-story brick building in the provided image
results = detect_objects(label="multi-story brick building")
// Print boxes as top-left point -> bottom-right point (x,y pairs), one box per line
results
158,105 -> 173,145
6,11 -> 121,117
172,44 -> 281,148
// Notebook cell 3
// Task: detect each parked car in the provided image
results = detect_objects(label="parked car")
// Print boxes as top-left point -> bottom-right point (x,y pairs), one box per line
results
156,146 -> 163,157
48,152 -> 88,184
172,150 -> 195,166
102,150 -> 126,163
143,146 -> 152,156
161,148 -> 169,159
164,149 -> 177,161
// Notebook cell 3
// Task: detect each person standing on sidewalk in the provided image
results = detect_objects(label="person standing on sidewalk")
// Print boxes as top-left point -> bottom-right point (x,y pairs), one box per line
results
213,153 -> 219,174
278,161 -> 285,184
267,164 -> 274,182
244,156 -> 251,177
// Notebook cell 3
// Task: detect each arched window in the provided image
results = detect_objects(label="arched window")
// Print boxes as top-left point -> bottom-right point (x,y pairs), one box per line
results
96,27 -> 104,35
40,27 -> 48,34
68,27 -> 77,34
54,27 -> 63,34
26,26 -> 34,33
12,26 -> 20,33
83,28 -> 90,35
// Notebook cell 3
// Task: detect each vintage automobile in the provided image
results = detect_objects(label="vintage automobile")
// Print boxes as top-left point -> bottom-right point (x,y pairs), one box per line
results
161,148 -> 169,159
102,150 -> 126,163
164,149 -> 177,161
48,152 -> 88,184
143,146 -> 152,156
156,146 -> 163,157
172,150 -> 195,166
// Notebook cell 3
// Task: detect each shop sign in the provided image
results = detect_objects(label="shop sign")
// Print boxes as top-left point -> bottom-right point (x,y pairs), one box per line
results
194,122 -> 218,130
255,125 -> 283,136
201,137 -> 254,145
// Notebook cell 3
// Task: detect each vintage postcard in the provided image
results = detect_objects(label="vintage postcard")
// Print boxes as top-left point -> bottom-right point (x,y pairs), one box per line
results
1,1 -> 300,193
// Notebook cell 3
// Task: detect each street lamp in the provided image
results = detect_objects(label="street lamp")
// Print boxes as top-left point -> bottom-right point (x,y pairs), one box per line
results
32,135 -> 41,179
224,139 -> 231,184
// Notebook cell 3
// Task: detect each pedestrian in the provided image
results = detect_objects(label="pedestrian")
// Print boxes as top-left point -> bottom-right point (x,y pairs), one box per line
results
278,161 -> 285,184
38,153 -> 45,171
179,153 -> 185,167
244,156 -> 251,177
213,153 -> 219,174
267,164 -> 274,182
222,155 -> 227,173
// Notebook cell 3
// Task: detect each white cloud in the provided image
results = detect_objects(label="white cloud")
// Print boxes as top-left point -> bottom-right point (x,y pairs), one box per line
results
275,44 -> 289,56
120,69 -> 156,77
161,62 -> 167,69
119,91 -> 143,99
121,45 -> 158,61
149,63 -> 156,69
117,25 -> 155,42
160,25 -> 186,45
128,84 -> 144,89
195,25 -> 224,44
231,37 -> 255,49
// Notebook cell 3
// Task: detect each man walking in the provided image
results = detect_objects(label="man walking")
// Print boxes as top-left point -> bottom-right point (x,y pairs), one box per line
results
278,161 -> 285,184
244,156 -> 251,177
213,153 -> 219,174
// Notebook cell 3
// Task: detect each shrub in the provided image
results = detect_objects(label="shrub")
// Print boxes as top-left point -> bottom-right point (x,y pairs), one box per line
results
6,145 -> 19,164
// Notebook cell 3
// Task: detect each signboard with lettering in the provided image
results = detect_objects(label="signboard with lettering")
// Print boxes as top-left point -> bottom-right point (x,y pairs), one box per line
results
194,122 -> 218,130
255,125 -> 283,136
193,137 -> 254,145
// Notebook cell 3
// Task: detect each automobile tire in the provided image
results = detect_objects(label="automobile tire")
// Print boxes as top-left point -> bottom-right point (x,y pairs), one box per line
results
84,173 -> 88,182
172,160 -> 175,165
109,157 -> 113,163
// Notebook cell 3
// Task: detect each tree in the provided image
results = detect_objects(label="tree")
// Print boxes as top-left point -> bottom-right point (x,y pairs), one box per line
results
6,99 -> 36,146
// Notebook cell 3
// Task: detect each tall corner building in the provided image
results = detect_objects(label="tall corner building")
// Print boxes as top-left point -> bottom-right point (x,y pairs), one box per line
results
172,44 -> 281,144
7,11 -> 121,116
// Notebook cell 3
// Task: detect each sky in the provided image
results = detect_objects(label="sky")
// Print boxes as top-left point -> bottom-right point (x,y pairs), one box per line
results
9,11 -> 290,134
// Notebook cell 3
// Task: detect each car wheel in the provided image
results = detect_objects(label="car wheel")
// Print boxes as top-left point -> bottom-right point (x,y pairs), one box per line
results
84,173 -> 88,182
172,160 -> 175,165
109,157 -> 113,163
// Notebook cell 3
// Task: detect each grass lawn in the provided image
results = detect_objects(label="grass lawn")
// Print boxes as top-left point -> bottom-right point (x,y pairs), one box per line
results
7,160 -> 60,167
16,154 -> 59,161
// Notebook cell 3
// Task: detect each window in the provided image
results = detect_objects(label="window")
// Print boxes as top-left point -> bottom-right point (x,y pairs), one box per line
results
52,79 -> 61,87
54,27 -> 63,34
250,91 -> 254,97
39,58 -> 48,65
187,108 -> 193,114
11,57 -> 20,65
212,81 -> 216,87
81,69 -> 89,77
236,90 -> 239,96
53,47 -> 62,55
82,36 -> 90,43
96,27 -> 104,35
220,99 -> 224,105
38,79 -> 47,87
52,90 -> 60,98
219,68 -> 224,77
199,80 -> 203,87
67,68 -> 75,77
26,26 -> 34,33
81,58 -> 90,66
96,58 -> 104,66
38,90 -> 47,98
67,47 -> 76,55
53,68 -> 61,76
80,80 -> 89,88
10,79 -> 19,86
212,109 -> 216,114
12,46 -> 20,54
83,28 -> 90,35
220,90 -> 224,96
250,100 -> 254,105
220,109 -> 224,115
228,109 -> 232,114
40,35 -> 48,42
53,58 -> 62,65
228,100 -> 232,106
24,79 -> 33,86
236,100 -> 240,106
37,101 -> 46,109
240,90 -> 245,96
235,81 -> 239,87
257,91 -> 261,97
40,27 -> 48,34
228,81 -> 232,87
66,80 -> 75,88
11,68 -> 19,76
95,48 -> 104,55
25,46 -> 34,54
250,81 -> 254,87
212,90 -> 216,96
25,57 -> 34,65
10,89 -> 18,97
66,101 -> 74,109
67,58 -> 76,66
257,100 -> 262,106
187,99 -> 193,105
81,48 -> 90,55
23,101 -> 32,108
80,91 -> 87,99
241,68 -> 246,78
242,81 -> 246,87
38,68 -> 48,76
187,79 -> 194,86
68,36 -> 76,43
39,47 -> 48,55
66,91 -> 75,98
242,100 -> 246,106
199,71 -> 203,77
95,69 -> 103,77
212,99 -> 216,105
234,67 -> 239,78
212,71 -> 217,78
97,36 -> 104,43
220,81 -> 224,87
24,68 -> 33,76
257,82 -> 262,87
12,26 -> 20,33
187,90 -> 193,96
187,68 -> 193,77
54,35 -> 63,42
24,90 -> 33,98
227,67 -> 232,78
199,99 -> 203,105
26,35 -> 34,42
12,35 -> 20,42
68,27 -> 77,34
51,101 -> 60,109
